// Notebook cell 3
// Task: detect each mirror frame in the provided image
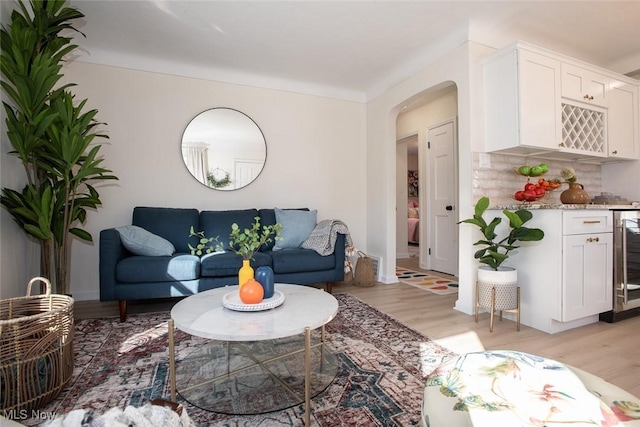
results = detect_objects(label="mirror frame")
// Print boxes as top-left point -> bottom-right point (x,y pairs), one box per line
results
181,107 -> 267,191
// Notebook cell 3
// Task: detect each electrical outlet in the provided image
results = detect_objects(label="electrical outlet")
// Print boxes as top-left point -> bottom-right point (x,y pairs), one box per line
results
479,153 -> 491,169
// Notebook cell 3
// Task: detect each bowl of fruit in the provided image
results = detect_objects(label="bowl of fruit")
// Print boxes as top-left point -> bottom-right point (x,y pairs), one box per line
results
514,178 -> 561,202
513,163 -> 549,177
512,163 -> 561,203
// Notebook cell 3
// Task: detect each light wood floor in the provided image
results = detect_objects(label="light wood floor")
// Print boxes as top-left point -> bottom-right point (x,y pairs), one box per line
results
75,257 -> 640,397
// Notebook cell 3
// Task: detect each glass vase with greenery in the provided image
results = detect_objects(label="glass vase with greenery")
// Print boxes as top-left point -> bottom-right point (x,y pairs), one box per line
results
189,216 -> 282,260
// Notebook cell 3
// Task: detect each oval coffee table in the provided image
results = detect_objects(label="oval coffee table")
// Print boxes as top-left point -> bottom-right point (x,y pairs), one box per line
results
168,284 -> 339,426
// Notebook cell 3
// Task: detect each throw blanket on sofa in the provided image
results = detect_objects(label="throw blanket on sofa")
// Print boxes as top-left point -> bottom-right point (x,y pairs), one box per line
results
302,219 -> 355,257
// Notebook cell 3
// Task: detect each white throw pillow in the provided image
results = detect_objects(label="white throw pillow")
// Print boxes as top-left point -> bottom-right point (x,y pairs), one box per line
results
115,225 -> 176,256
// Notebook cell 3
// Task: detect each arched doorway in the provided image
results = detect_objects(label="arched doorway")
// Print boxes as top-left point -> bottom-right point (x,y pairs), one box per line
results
395,82 -> 459,277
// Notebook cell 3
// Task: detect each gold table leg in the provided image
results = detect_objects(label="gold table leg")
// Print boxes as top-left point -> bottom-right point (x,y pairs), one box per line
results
169,318 -> 176,402
304,326 -> 311,427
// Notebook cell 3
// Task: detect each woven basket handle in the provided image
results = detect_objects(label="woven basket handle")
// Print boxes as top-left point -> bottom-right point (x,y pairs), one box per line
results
26,277 -> 52,296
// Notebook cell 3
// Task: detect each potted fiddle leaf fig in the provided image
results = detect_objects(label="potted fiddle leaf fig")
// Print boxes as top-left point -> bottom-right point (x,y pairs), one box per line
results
459,197 -> 544,328
459,196 -> 544,272
0,0 -> 118,295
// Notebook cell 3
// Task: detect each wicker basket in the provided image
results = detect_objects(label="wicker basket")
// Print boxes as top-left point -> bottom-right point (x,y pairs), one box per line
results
0,277 -> 74,413
353,251 -> 375,287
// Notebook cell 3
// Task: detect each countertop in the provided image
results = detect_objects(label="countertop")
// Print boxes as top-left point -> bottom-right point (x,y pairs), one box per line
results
490,204 -> 640,210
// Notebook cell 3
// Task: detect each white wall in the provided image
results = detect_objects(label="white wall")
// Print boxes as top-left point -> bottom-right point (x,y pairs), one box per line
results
602,162 -> 640,202
0,61 -> 367,300
367,41 -> 495,315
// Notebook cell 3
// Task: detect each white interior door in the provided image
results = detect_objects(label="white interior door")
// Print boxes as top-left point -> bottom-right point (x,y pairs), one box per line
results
234,160 -> 263,189
427,119 -> 458,276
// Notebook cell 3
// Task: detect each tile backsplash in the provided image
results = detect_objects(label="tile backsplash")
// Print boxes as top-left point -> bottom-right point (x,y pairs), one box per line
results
472,152 -> 602,206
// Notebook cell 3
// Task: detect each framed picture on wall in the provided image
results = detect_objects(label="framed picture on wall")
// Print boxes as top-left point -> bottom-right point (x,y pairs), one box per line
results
408,170 -> 418,197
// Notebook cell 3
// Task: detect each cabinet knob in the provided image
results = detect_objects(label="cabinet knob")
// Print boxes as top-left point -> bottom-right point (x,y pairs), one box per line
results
587,237 -> 600,243
559,142 -> 566,147
583,94 -> 594,101
612,150 -> 618,155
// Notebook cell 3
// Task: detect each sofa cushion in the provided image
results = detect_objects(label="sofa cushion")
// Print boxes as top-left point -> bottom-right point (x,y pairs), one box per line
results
199,209 -> 260,250
269,248 -> 335,274
115,225 -> 175,256
273,208 -> 317,250
132,207 -> 200,254
116,254 -> 200,283
259,208 -> 310,251
200,251 -> 272,277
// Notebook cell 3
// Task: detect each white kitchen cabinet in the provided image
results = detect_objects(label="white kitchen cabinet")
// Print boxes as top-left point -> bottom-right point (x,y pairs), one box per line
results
483,46 -> 562,155
560,100 -> 607,157
561,63 -> 610,107
503,209 -> 613,333
607,80 -> 639,159
483,41 -> 640,162
561,215 -> 613,322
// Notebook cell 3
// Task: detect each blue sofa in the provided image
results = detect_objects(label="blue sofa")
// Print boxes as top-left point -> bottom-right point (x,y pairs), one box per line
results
100,207 -> 346,321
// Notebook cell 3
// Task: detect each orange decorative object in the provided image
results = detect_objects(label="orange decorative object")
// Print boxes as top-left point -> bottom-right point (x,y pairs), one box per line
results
239,279 -> 264,304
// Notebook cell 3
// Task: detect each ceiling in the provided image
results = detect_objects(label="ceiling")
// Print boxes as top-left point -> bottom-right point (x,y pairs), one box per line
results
8,1 -> 640,102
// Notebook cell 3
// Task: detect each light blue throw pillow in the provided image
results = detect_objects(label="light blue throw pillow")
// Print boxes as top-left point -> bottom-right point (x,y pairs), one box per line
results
115,225 -> 176,256
273,208 -> 318,250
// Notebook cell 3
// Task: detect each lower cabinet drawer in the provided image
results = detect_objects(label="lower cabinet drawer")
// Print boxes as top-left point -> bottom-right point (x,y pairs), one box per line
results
562,211 -> 612,235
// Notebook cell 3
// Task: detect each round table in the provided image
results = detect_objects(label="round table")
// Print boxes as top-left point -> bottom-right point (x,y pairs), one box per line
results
169,284 -> 339,426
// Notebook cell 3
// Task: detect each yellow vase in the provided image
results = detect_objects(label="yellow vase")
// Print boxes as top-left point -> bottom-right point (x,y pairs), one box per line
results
238,259 -> 254,288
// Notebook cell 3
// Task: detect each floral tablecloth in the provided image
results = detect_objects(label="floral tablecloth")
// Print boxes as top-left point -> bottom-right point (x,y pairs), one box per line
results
425,350 -> 640,426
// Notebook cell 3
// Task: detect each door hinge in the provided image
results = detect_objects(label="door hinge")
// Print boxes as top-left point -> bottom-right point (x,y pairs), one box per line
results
427,141 -> 431,149
428,248 -> 431,255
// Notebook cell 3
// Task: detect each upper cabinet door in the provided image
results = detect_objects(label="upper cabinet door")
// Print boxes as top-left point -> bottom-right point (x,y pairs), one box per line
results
518,50 -> 563,151
483,46 -> 562,155
608,80 -> 639,159
561,63 -> 610,107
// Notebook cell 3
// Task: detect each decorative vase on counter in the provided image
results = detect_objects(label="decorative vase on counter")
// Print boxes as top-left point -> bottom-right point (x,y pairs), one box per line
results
560,182 -> 590,204
255,266 -> 275,298
238,259 -> 254,288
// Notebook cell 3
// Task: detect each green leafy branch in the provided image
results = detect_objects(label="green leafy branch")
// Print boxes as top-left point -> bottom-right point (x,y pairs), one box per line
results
188,226 -> 223,256
229,217 -> 282,260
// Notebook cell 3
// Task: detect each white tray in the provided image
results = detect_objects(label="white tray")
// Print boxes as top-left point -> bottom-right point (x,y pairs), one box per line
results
222,289 -> 285,312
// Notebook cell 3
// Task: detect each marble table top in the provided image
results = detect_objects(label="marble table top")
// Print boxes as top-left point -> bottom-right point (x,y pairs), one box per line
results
171,284 -> 339,341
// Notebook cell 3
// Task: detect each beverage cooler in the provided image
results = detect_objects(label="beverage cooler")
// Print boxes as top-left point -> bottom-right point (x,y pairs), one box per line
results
600,209 -> 640,322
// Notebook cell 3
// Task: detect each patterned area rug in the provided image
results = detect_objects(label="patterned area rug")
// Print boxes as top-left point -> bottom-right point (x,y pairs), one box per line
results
24,294 -> 455,426
396,267 -> 459,295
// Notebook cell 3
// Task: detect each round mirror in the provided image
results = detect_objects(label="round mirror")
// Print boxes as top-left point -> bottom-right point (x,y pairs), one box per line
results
181,108 -> 267,190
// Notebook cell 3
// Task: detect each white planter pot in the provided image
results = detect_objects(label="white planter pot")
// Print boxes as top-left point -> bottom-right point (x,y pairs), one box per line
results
477,266 -> 517,285
477,266 -> 518,310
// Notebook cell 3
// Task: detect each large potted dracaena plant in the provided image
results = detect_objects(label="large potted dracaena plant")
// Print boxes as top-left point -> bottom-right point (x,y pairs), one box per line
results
1,0 -> 117,295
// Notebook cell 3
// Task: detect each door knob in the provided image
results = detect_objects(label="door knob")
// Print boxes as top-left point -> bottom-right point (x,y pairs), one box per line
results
446,205 -> 453,211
